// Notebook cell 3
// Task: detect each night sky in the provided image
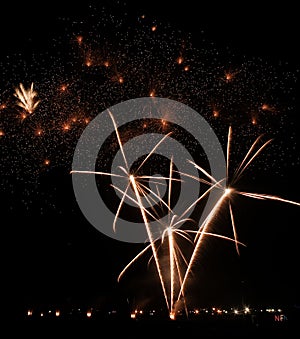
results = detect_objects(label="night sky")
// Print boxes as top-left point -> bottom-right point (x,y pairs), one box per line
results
2,1 -> 300,319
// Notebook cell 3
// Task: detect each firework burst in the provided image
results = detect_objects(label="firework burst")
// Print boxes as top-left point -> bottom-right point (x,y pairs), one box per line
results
14,82 -> 40,115
174,126 -> 300,316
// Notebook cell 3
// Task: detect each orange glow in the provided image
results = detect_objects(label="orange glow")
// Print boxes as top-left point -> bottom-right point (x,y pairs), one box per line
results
27,310 -> 32,316
225,72 -> 233,81
261,103 -> 274,111
0,130 -> 4,136
151,25 -> 157,31
213,110 -> 219,117
77,35 -> 83,44
184,65 -> 189,71
86,310 -> 92,317
63,124 -> 70,131
84,118 -> 90,124
251,117 -> 257,125
44,159 -> 50,166
224,69 -> 239,82
60,84 -> 68,92
177,56 -> 183,64
35,129 -> 43,136
169,312 -> 175,320
21,113 -> 27,120
55,310 -> 60,317
161,119 -> 167,127
149,90 -> 155,97
118,77 -> 124,84
85,60 -> 92,67
104,61 -> 110,67
130,313 -> 136,319
0,104 -> 6,109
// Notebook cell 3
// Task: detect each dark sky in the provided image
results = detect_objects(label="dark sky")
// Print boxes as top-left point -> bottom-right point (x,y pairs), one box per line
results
2,0 -> 300,318
1,1 -> 299,62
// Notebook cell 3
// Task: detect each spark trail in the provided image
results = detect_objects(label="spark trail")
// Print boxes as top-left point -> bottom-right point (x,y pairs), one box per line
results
175,126 -> 300,314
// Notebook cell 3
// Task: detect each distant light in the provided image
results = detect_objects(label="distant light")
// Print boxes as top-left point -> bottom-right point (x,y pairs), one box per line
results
169,312 -> 175,320
27,310 -> 33,316
87,311 -> 92,318
213,110 -> 219,118
130,313 -> 136,319
177,56 -> 183,64
234,310 -> 238,314
77,36 -> 83,44
55,310 -> 60,317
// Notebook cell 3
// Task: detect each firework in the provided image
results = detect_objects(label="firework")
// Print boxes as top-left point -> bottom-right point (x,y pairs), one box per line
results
14,82 -> 40,115
0,3 -> 298,317
175,126 -> 300,315
71,110 -> 248,317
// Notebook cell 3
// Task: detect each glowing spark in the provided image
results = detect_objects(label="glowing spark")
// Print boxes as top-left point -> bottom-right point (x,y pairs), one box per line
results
213,110 -> 219,117
108,109 -> 129,171
238,192 -> 300,206
14,83 -> 40,114
136,132 -> 172,172
226,126 -> 232,186
76,35 -> 83,44
177,56 -> 183,64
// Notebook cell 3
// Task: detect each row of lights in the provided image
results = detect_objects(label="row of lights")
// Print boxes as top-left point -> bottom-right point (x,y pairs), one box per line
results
27,309 -> 93,318
27,306 -> 284,319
